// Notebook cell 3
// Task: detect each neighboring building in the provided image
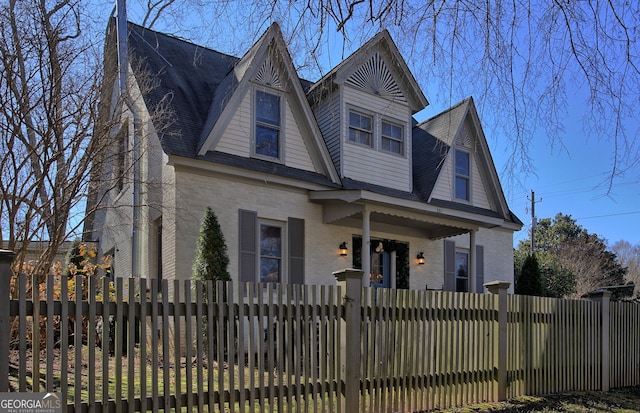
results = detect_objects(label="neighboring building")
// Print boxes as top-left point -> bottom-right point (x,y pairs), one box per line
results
3,240 -> 92,270
85,20 -> 522,292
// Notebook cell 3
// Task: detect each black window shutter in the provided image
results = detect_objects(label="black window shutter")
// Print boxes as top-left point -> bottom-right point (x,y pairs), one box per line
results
288,217 -> 305,284
476,245 -> 484,293
444,240 -> 456,291
239,209 -> 257,283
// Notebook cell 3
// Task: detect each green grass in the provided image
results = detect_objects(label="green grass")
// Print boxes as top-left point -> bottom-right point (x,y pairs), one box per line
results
10,346 -> 640,412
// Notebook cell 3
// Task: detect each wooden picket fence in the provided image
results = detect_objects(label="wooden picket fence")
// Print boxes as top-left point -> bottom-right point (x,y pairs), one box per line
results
1,260 -> 639,412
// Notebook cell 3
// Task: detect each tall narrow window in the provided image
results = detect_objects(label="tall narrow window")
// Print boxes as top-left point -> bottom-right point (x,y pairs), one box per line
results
455,250 -> 469,292
260,224 -> 282,283
115,124 -> 129,193
381,121 -> 403,155
348,111 -> 373,146
455,149 -> 470,201
255,90 -> 280,158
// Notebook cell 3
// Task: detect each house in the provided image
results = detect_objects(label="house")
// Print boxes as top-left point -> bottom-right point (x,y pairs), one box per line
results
85,19 -> 522,293
2,240 -> 88,270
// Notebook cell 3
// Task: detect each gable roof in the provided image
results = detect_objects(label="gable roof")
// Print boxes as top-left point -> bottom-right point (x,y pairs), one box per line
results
120,21 -> 520,228
413,98 -> 521,225
126,21 -> 340,183
412,98 -> 472,202
307,30 -> 428,113
127,21 -> 238,157
196,23 -> 278,154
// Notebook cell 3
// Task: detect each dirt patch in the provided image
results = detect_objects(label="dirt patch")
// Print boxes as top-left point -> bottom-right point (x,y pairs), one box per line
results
435,387 -> 640,412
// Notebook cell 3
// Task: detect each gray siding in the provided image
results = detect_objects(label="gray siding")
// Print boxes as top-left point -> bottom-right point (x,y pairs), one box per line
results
313,91 -> 341,173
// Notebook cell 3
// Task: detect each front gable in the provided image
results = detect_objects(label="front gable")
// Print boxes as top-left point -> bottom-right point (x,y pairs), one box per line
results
197,24 -> 340,183
309,31 -> 429,193
310,31 -> 428,113
419,98 -> 511,220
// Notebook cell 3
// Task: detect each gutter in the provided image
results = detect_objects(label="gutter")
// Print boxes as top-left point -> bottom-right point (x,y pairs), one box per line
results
116,0 -> 140,278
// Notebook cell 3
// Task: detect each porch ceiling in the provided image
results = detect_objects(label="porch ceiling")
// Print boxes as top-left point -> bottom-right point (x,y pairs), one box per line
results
337,210 -> 473,240
310,195 -> 478,240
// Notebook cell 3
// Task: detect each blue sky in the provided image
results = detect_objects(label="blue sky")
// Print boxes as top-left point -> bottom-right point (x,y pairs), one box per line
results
415,95 -> 640,248
114,1 -> 640,249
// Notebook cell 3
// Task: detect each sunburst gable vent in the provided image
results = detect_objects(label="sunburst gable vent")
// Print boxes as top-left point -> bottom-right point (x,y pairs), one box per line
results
255,58 -> 282,88
346,53 -> 405,102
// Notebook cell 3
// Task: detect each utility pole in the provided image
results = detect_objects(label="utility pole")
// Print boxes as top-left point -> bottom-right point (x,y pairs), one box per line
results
527,190 -> 542,253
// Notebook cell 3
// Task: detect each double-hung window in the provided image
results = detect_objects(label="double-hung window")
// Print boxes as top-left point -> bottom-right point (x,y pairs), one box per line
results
255,90 -> 281,159
259,223 -> 283,283
455,149 -> 470,201
239,210 -> 305,285
381,121 -> 403,155
115,124 -> 129,193
455,250 -> 469,292
348,109 -> 405,156
348,111 -> 373,147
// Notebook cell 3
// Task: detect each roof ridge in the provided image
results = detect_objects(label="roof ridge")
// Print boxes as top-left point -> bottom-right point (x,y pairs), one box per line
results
415,96 -> 472,126
127,20 -> 241,62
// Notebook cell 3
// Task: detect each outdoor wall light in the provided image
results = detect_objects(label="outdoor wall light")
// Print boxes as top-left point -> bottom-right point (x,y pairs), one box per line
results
339,242 -> 348,256
417,252 -> 425,265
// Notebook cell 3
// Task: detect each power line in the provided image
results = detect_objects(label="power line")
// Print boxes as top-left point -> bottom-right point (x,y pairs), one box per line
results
576,211 -> 640,220
508,180 -> 639,210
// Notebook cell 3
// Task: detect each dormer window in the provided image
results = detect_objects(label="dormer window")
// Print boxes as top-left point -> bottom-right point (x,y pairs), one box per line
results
381,121 -> 403,155
348,111 -> 373,147
455,149 -> 470,201
255,90 -> 281,159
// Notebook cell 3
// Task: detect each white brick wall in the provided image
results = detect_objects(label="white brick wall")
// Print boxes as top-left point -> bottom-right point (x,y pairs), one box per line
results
168,167 -> 471,288
447,228 -> 515,292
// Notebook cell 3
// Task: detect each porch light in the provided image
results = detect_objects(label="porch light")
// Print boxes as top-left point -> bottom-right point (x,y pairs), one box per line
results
417,252 -> 425,265
339,242 -> 348,256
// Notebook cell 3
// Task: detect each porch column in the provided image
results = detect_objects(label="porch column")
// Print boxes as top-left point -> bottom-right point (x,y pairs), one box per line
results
362,210 -> 371,286
469,230 -> 477,293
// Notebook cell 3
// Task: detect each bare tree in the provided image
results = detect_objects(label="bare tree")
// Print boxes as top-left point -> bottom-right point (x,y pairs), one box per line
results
0,0 -> 169,278
611,240 -> 640,298
128,0 -> 640,189
0,0 -> 106,276
557,236 -> 625,299
515,213 -> 626,298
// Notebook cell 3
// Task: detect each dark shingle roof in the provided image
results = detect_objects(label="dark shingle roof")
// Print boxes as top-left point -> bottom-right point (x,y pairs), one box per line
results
124,22 -> 520,226
412,120 -> 449,202
341,178 -> 422,202
197,151 -> 341,188
128,22 -> 238,157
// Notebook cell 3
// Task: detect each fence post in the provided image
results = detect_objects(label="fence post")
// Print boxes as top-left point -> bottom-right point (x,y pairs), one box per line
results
0,249 -> 16,392
484,280 -> 510,401
588,289 -> 611,392
333,268 -> 363,412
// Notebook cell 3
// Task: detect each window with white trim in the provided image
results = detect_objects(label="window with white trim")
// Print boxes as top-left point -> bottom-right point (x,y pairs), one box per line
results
381,120 -> 404,155
239,211 -> 305,285
255,90 -> 281,159
348,110 -> 373,147
455,149 -> 470,201
347,109 -> 406,156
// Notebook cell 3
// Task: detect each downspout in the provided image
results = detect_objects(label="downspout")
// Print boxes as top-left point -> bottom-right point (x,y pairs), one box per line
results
116,0 -> 140,278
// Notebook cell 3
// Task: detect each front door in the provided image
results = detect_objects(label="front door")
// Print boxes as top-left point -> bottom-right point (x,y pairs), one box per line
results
370,250 -> 391,289
352,237 -> 409,289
